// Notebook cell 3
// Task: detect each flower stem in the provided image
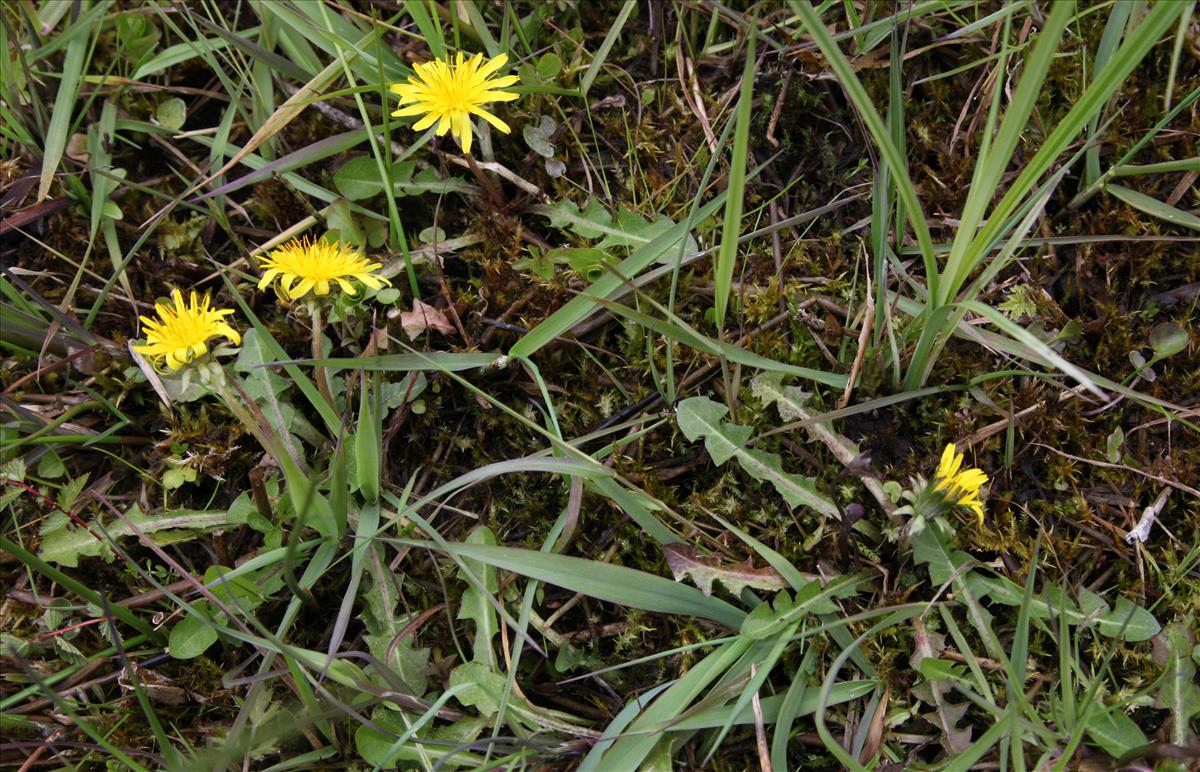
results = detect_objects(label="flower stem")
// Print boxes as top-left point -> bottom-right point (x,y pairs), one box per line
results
465,152 -> 504,207
212,377 -> 272,454
309,302 -> 337,412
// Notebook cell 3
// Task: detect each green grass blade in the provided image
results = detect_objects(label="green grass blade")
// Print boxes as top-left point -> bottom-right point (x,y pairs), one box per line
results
86,101 -> 118,238
949,0 -> 1187,302
27,1 -> 107,62
937,0 -> 1074,306
1084,0 -> 1135,185
8,660 -> 152,771
887,18 -> 908,269
1105,183 -> 1200,231
0,634 -> 152,713
673,678 -> 878,731
105,611 -> 180,766
713,513 -> 814,591
455,0 -> 499,58
702,623 -> 797,764
197,127 -> 370,200
1111,157 -> 1200,175
592,296 -> 846,388
713,21 -> 755,330
941,711 -> 1014,772
295,352 -> 500,371
586,478 -> 679,545
1072,84 -> 1200,206
36,18 -> 91,201
770,645 -> 818,769
215,292 -> 342,440
508,192 -> 728,358
272,0 -> 404,78
1007,538 -> 1041,768
324,502 -> 378,670
402,0 -> 444,59
189,19 -> 385,194
814,607 -> 920,772
955,300 -> 1106,399
313,0 -> 412,277
403,540 -> 746,629
1163,0 -> 1196,111
0,536 -> 164,642
578,682 -> 675,772
906,162 -> 1071,389
353,374 -> 381,503
132,26 -> 258,79
580,0 -> 636,96
188,14 -> 307,81
598,638 -> 753,769
790,0 -> 938,299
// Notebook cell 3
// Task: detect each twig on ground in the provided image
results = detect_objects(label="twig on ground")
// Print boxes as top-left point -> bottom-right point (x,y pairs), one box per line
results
1126,486 -> 1171,544
839,264 -> 874,409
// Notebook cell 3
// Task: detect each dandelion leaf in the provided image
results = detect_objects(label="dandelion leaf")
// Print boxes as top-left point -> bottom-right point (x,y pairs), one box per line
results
449,661 -> 509,718
235,329 -> 291,403
751,371 -> 812,421
1152,622 -> 1200,745
168,611 -> 218,659
676,397 -> 839,517
1097,596 -> 1161,642
456,526 -> 499,668
362,543 -> 429,695
356,705 -> 486,769
38,505 -> 234,567
541,198 -> 612,240
1084,708 -> 1148,759
910,626 -> 972,754
538,198 -> 698,255
910,520 -> 975,587
915,526 -> 1161,642
740,577 -> 856,640
663,542 -> 789,597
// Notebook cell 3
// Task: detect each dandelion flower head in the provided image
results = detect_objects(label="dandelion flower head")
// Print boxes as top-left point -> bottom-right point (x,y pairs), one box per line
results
933,443 -> 988,523
389,52 -> 520,154
257,237 -> 390,302
133,289 -> 240,371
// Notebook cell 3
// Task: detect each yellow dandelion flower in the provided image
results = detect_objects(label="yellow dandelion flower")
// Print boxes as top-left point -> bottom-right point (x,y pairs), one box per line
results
933,443 -> 988,523
389,51 -> 520,155
257,237 -> 390,302
133,289 -> 240,372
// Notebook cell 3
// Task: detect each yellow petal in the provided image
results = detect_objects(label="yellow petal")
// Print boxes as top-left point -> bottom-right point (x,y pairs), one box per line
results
477,52 -> 508,78
394,104 -> 432,118
484,74 -> 520,89
412,111 -> 440,131
292,278 -> 316,299
470,106 -> 510,133
457,114 -> 473,154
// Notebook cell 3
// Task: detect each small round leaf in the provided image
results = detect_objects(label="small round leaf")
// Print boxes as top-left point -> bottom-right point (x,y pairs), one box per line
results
168,613 -> 218,659
1149,322 -> 1188,359
156,97 -> 187,131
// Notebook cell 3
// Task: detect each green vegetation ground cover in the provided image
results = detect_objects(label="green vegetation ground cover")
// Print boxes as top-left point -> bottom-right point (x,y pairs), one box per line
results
1,1 -> 1198,769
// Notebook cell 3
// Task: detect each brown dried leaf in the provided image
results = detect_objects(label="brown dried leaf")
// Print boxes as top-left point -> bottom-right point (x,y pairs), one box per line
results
118,664 -> 194,706
65,133 -> 89,163
859,685 -> 890,764
399,299 -> 455,340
